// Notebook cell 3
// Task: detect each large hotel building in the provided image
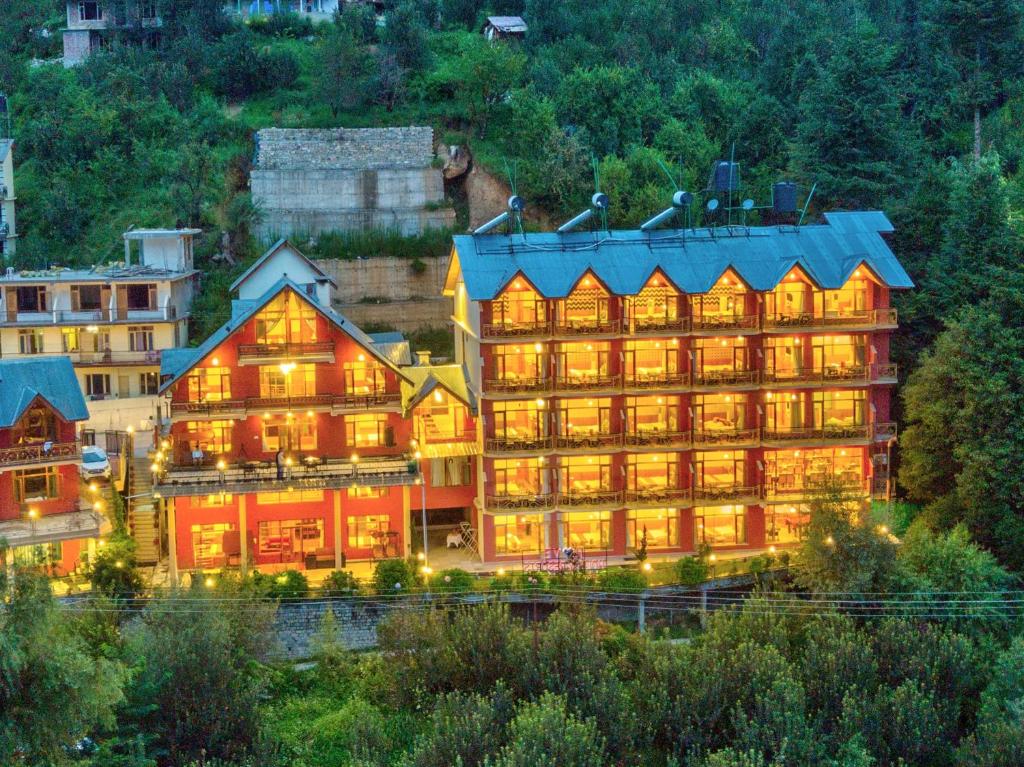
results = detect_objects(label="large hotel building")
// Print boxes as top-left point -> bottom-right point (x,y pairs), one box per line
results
149,209 -> 911,574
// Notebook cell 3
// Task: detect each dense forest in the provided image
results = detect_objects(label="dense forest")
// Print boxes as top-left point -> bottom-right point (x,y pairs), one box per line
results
3,2 -> 1024,764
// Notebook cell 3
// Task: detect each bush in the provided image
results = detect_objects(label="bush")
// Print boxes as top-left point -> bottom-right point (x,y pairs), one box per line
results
676,555 -> 710,586
251,569 -> 309,599
407,686 -> 513,767
489,573 -> 514,591
513,570 -> 548,591
596,567 -> 648,593
307,697 -> 391,766
320,570 -> 361,596
86,533 -> 143,599
247,10 -> 318,38
431,567 -> 474,593
211,30 -> 300,99
491,692 -> 606,767
372,558 -> 419,595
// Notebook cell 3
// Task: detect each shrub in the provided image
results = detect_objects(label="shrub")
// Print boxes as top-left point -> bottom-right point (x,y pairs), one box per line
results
372,558 -> 419,595
491,692 -> 606,767
513,570 -> 548,591
489,573 -> 514,591
431,567 -> 474,593
307,697 -> 391,766
320,570 -> 361,596
676,555 -> 710,586
407,686 -> 513,767
251,569 -> 309,599
597,567 -> 648,593
86,533 -> 143,599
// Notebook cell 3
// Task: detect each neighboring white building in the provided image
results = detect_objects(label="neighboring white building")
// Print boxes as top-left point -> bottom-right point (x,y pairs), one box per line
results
63,1 -> 162,67
0,140 -> 16,261
229,0 -> 340,18
0,228 -> 199,434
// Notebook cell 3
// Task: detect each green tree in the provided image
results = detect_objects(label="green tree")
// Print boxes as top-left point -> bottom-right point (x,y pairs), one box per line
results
489,692 -> 606,767
318,20 -> 375,116
793,20 -> 910,208
448,36 -> 525,137
381,2 -> 431,72
0,562 -> 126,764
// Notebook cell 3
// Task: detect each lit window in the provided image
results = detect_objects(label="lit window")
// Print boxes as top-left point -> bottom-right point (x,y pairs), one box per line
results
346,413 -> 389,447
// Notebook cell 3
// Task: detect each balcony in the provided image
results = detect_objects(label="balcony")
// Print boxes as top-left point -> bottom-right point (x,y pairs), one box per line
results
692,369 -> 759,388
484,376 -> 550,394
764,477 -> 868,501
169,391 -> 402,417
624,371 -> 688,390
485,435 -> 552,453
237,342 -> 336,364
481,320 -> 552,339
553,318 -> 621,337
0,440 -> 80,468
630,316 -> 690,335
693,427 -> 759,446
873,422 -> 897,442
762,308 -> 898,332
155,455 -> 417,498
625,486 -> 691,507
763,363 -> 897,386
556,489 -> 624,509
485,492 -> 556,510
553,432 -> 624,451
553,373 -> 622,393
761,425 -> 871,445
625,430 -> 691,449
692,484 -> 763,503
70,349 -> 161,366
691,314 -> 760,333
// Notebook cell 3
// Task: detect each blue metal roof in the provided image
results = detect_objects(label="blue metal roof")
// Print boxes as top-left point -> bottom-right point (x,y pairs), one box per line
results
159,278 -> 410,392
450,211 -> 912,300
0,358 -> 89,427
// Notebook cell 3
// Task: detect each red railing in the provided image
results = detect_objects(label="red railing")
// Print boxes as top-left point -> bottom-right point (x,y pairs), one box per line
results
236,341 -> 335,359
170,391 -> 401,415
0,441 -> 80,467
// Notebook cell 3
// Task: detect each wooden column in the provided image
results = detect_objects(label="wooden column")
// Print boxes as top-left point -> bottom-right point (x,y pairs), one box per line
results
238,495 -> 249,575
333,490 -> 343,570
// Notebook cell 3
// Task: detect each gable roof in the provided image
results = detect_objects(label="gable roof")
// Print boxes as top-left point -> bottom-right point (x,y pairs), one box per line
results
369,332 -> 413,367
400,364 -> 477,416
160,279 -> 411,392
449,211 -> 913,300
0,358 -> 89,427
485,15 -> 527,32
230,239 -> 337,294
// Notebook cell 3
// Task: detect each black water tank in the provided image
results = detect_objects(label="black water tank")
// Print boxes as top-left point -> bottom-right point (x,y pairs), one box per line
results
711,161 -> 740,192
773,181 -> 798,213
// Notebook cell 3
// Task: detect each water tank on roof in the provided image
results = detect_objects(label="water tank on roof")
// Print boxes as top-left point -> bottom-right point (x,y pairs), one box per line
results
711,161 -> 739,192
773,182 -> 798,214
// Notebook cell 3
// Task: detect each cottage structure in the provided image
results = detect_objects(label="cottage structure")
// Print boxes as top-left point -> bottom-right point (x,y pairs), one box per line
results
63,1 -> 162,66
483,16 -> 527,41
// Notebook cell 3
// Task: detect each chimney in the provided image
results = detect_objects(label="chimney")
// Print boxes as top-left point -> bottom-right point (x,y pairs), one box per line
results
416,351 -> 432,365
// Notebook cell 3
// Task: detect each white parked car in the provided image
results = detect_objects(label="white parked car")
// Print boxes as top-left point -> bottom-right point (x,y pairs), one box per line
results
79,446 -> 112,481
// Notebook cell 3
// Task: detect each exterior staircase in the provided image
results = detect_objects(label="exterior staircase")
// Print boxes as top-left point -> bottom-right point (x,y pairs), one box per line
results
128,456 -> 161,564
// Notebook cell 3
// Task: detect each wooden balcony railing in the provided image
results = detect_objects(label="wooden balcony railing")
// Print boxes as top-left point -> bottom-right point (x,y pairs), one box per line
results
557,489 -> 624,508
485,492 -> 556,510
481,320 -> 552,338
761,425 -> 871,442
0,441 -> 80,467
553,318 -> 622,336
236,341 -> 335,359
170,391 -> 401,415
692,484 -> 763,503
764,477 -> 869,499
553,373 -> 622,392
630,316 -> 690,334
692,369 -> 759,386
484,377 -> 550,394
762,365 -> 870,385
624,430 -> 691,448
485,435 -> 552,453
625,487 -> 691,505
873,363 -> 898,380
554,432 -> 624,450
692,427 -> 759,445
624,371 -> 688,389
691,314 -> 760,331
70,349 -> 161,365
762,308 -> 898,329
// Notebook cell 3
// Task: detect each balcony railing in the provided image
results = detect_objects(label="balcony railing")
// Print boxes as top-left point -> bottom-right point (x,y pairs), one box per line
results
761,425 -> 871,443
624,371 -> 688,389
484,376 -> 550,394
692,427 -> 759,445
762,365 -> 870,385
553,318 -> 621,336
485,435 -> 552,453
691,314 -> 760,331
625,430 -> 691,448
0,440 -> 80,467
485,492 -> 556,510
625,487 -> 691,506
764,477 -> 869,500
692,484 -> 763,503
155,455 -> 418,497
170,391 -> 401,416
873,422 -> 897,441
70,349 -> 161,365
692,369 -> 759,387
557,489 -> 624,508
554,432 -> 624,450
630,316 -> 689,334
553,373 -> 622,392
763,308 -> 898,330
481,319 -> 552,338
236,342 -> 335,361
